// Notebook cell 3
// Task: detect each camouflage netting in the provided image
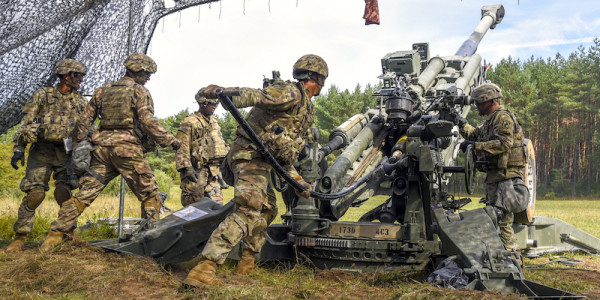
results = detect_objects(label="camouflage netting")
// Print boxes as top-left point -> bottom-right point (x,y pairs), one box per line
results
0,0 -> 219,135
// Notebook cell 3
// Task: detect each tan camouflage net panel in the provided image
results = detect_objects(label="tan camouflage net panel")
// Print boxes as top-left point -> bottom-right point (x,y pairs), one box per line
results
0,0 -> 219,135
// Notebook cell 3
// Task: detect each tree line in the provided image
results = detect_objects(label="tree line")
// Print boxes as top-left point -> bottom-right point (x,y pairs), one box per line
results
2,41 -> 599,199
307,40 -> 600,199
487,39 -> 600,198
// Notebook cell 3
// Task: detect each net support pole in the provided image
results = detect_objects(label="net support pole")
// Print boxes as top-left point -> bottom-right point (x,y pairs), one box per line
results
118,0 -> 135,240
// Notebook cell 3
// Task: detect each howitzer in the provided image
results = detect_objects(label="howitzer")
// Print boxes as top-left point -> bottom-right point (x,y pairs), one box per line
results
89,4 -> 599,298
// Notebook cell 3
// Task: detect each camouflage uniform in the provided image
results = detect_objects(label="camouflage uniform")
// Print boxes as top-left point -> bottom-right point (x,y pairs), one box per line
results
11,60 -> 87,237
48,54 -> 177,234
182,55 -> 327,287
460,84 -> 527,252
176,110 -> 229,205
200,79 -> 316,264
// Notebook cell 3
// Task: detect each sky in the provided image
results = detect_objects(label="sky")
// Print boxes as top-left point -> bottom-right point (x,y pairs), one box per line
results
145,0 -> 600,118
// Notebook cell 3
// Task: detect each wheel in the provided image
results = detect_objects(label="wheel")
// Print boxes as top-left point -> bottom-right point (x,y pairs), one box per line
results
464,143 -> 476,195
514,139 -> 536,224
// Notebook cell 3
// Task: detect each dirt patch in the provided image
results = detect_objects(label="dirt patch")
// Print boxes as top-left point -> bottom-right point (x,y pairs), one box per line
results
316,269 -> 368,282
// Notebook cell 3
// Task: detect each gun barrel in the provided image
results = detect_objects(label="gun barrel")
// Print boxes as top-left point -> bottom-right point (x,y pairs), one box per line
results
319,120 -> 383,193
455,4 -> 505,57
408,56 -> 445,99
321,114 -> 368,156
454,54 -> 482,92
406,5 -> 503,103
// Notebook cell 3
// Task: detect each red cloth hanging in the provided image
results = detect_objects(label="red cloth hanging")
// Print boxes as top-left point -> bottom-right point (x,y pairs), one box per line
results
363,0 -> 380,25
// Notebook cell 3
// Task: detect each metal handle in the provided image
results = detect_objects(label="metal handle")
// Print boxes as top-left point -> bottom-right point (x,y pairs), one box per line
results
216,89 -> 242,97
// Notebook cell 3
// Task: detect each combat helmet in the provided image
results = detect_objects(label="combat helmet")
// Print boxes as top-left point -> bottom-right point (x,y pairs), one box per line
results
292,54 -> 328,85
471,82 -> 502,104
124,53 -> 157,73
54,59 -> 87,75
195,90 -> 219,105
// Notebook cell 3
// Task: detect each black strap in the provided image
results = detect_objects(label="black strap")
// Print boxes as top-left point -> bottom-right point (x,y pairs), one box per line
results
85,166 -> 107,185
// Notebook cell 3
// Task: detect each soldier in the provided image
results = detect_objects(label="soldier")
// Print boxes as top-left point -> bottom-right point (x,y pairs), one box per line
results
40,53 -> 181,252
182,54 -> 328,286
5,59 -> 87,252
457,83 -> 529,263
176,93 -> 229,206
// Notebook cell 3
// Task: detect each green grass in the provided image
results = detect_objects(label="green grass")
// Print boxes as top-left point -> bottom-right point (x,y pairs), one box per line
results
461,197 -> 600,238
1,186 -> 599,299
534,199 -> 600,237
2,186 -> 599,241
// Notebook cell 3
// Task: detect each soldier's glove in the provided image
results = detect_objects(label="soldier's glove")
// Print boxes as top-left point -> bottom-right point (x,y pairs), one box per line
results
171,138 -> 181,151
180,167 -> 199,183
11,151 -> 25,170
293,176 -> 312,199
459,141 -> 476,153
200,84 -> 223,99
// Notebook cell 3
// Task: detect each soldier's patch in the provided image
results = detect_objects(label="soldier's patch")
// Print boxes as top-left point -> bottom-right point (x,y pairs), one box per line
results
503,120 -> 510,129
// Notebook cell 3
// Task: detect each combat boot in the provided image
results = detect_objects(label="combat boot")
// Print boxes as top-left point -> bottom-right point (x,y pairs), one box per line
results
183,259 -> 218,287
63,228 -> 83,245
40,230 -> 64,253
5,234 -> 27,252
235,249 -> 256,275
141,194 -> 162,222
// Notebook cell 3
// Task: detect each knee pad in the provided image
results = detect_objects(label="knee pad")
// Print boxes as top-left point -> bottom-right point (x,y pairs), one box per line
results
25,189 -> 46,211
54,184 -> 72,206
